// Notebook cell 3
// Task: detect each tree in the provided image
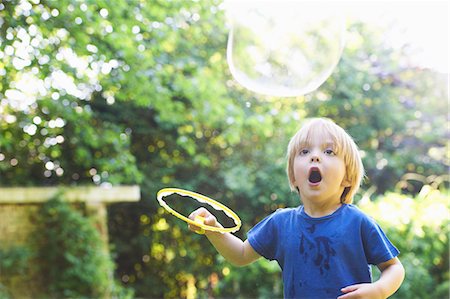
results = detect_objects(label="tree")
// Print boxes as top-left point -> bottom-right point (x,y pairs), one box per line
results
1,0 -> 447,297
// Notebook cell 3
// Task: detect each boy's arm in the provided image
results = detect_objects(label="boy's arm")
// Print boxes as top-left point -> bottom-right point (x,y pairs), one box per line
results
188,208 -> 261,267
338,257 -> 405,299
206,232 -> 261,266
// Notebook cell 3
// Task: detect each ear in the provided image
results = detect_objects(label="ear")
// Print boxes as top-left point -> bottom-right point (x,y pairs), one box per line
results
341,177 -> 351,187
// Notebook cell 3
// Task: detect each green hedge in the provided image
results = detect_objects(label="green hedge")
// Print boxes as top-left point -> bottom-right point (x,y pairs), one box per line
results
34,197 -> 134,298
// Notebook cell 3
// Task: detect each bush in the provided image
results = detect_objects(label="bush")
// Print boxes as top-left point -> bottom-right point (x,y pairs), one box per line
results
0,283 -> 11,299
0,243 -> 33,298
0,246 -> 32,276
34,197 -> 133,298
360,187 -> 449,299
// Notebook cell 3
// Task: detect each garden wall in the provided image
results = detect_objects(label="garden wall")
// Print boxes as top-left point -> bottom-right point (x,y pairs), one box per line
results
0,186 -> 140,298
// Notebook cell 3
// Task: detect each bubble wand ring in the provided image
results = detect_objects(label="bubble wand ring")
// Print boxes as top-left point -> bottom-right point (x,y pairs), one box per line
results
156,188 -> 241,234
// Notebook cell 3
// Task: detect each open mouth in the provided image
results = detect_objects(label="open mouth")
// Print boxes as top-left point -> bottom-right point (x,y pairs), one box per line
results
308,167 -> 322,184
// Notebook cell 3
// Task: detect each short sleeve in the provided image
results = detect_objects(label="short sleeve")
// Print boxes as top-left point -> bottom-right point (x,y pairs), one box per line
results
247,211 -> 280,261
362,217 -> 400,265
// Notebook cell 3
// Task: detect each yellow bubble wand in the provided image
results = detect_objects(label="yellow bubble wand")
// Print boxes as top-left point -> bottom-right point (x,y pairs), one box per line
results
156,188 -> 242,234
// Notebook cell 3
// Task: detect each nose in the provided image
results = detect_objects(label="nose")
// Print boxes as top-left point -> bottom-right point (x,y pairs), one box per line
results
310,153 -> 320,163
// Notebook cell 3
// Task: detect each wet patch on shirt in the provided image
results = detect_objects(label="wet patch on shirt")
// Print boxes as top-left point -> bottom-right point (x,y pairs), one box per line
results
299,233 -> 336,275
313,236 -> 336,274
306,224 -> 316,233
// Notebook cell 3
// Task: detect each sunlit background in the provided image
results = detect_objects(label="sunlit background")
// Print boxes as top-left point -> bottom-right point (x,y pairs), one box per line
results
225,1 -> 448,97
0,1 -> 448,298
347,1 -> 448,73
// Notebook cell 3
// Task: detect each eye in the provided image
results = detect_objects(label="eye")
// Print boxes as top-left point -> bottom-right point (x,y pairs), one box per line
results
299,149 -> 309,155
324,149 -> 336,155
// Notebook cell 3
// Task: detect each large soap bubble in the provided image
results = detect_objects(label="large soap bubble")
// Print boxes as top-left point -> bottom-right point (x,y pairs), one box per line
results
225,1 -> 346,97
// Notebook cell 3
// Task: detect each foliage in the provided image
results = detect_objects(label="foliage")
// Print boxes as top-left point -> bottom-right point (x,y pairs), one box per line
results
0,245 -> 32,299
34,197 -> 132,298
0,0 -> 448,298
0,0 -> 142,186
0,245 -> 32,276
360,187 -> 449,299
0,284 -> 11,299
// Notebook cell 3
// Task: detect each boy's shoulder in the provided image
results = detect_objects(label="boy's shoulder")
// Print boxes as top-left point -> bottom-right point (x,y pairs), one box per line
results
265,206 -> 300,222
275,206 -> 299,213
344,203 -> 365,214
343,204 -> 378,224
273,206 -> 300,216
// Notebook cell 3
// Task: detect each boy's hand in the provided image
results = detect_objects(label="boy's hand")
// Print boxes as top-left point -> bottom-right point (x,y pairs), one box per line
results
338,283 -> 384,299
339,258 -> 404,299
188,207 -> 222,234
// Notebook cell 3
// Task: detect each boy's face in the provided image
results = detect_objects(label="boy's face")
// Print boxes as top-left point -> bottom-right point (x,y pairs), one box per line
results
293,130 -> 349,204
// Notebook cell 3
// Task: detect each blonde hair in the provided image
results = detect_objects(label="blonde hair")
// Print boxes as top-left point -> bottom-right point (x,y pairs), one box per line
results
286,118 -> 364,203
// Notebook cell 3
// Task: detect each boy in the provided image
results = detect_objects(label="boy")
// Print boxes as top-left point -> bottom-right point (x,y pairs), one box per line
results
189,118 -> 404,298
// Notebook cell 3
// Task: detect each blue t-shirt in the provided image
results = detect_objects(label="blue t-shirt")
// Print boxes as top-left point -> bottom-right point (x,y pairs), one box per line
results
247,204 -> 399,299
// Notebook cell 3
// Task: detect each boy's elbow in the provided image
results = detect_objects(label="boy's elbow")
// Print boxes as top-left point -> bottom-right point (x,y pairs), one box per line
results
398,260 -> 406,282
228,253 -> 258,267
226,239 -> 260,267
230,261 -> 245,267
229,258 -> 251,267
391,260 -> 405,290
390,261 -> 406,297
391,258 -> 405,280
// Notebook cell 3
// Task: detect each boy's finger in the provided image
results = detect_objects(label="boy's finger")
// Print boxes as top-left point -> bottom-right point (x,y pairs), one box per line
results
339,284 -> 359,295
187,214 -> 206,232
189,207 -> 208,219
193,215 -> 206,234
194,215 -> 206,223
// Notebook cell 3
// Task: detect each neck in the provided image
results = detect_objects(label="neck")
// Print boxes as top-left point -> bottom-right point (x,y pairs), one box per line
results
302,200 -> 342,218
